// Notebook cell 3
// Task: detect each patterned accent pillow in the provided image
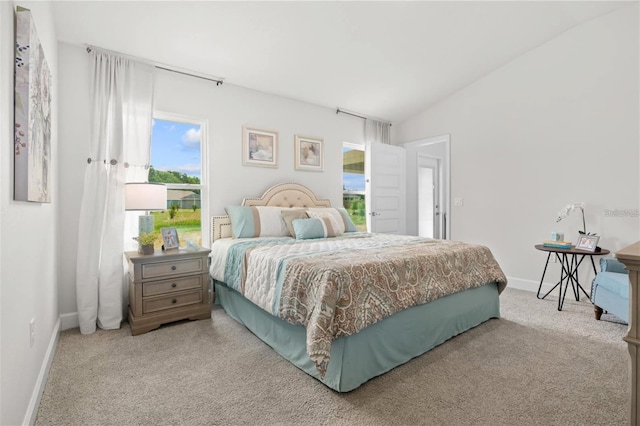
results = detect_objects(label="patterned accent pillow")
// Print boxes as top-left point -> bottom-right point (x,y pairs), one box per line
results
307,208 -> 349,234
280,209 -> 309,237
225,206 -> 291,238
292,217 -> 341,240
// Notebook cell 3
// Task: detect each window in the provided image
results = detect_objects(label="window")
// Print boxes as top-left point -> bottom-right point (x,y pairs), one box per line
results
342,143 -> 367,232
149,112 -> 208,247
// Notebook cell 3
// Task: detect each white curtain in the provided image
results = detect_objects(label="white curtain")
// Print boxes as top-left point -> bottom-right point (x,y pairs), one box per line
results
365,119 -> 391,145
76,50 -> 155,334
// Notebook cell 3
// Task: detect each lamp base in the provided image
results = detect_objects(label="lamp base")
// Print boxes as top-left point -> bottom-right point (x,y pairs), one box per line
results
137,214 -> 155,254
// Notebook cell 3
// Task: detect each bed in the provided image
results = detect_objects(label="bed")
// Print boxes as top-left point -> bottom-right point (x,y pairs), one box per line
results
210,183 -> 507,392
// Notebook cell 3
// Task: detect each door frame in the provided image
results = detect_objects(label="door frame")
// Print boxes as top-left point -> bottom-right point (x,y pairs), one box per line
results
402,134 -> 451,239
417,154 -> 440,238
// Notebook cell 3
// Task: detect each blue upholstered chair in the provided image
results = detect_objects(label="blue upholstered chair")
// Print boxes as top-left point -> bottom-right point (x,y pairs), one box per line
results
591,258 -> 629,323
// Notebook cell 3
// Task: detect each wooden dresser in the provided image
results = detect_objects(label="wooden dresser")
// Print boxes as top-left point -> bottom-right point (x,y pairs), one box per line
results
616,241 -> 640,425
125,248 -> 211,335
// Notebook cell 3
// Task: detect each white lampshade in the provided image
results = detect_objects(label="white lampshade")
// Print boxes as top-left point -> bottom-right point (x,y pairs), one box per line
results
125,183 -> 167,211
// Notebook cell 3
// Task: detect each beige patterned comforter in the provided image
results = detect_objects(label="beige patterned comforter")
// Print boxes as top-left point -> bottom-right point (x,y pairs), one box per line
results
218,234 -> 507,377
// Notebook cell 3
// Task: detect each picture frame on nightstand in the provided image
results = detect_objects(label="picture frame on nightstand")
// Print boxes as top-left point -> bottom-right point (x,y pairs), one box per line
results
161,227 -> 179,250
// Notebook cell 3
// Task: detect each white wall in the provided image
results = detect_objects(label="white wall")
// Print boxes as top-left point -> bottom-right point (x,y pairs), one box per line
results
396,5 -> 640,291
56,42 -> 365,324
153,69 -> 365,212
1,7 -> 6,421
56,44 -> 88,321
0,2 -> 59,425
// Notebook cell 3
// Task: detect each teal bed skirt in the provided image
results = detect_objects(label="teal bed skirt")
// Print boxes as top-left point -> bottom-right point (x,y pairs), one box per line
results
215,281 -> 500,392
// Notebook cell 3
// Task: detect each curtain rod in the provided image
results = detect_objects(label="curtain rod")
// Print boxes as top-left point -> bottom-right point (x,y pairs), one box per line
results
85,45 -> 224,86
336,108 -> 392,126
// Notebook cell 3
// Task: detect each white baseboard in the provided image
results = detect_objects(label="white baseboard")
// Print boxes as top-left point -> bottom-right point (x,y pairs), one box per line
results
59,312 -> 78,331
506,276 -> 554,295
23,318 -> 60,426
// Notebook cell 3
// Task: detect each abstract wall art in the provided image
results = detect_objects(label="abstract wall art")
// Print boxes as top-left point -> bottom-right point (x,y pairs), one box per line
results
242,126 -> 278,168
14,6 -> 51,202
294,134 -> 324,171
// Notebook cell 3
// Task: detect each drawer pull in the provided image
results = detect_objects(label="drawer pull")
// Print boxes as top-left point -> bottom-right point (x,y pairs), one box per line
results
172,298 -> 177,304
171,283 -> 177,288
171,266 -> 177,271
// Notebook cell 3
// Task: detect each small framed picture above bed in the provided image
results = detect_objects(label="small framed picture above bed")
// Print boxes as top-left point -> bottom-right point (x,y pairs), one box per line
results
242,126 -> 278,168
294,135 -> 324,172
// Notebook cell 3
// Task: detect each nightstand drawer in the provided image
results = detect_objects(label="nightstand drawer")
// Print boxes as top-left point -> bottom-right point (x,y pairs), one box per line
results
143,290 -> 203,314
143,275 -> 203,297
141,258 -> 203,279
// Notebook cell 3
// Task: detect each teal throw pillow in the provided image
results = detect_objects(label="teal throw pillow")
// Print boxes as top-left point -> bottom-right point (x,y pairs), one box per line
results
292,218 -> 339,240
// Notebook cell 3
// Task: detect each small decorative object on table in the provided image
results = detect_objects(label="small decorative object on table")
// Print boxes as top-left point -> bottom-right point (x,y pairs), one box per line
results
556,202 -> 602,251
575,234 -> 600,252
550,231 -> 564,242
183,239 -> 200,252
543,232 -> 569,249
136,231 -> 158,255
161,227 -> 179,250
556,201 -> 596,237
542,240 -> 571,249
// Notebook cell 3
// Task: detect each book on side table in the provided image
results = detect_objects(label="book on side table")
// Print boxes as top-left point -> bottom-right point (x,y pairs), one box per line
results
542,240 -> 572,249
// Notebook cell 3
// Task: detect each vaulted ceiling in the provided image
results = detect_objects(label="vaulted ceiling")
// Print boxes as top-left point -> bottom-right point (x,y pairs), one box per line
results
52,1 -> 631,123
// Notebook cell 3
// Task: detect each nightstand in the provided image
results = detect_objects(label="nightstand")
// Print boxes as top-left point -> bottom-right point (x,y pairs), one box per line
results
125,248 -> 212,335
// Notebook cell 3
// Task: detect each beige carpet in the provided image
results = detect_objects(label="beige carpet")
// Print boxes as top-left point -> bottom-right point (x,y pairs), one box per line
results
36,288 -> 629,425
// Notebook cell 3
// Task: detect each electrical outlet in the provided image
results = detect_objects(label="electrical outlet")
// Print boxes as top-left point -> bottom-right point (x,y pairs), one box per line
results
549,255 -> 557,263
29,318 -> 35,348
454,197 -> 464,207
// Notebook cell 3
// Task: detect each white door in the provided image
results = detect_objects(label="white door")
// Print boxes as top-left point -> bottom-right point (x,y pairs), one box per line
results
418,156 -> 440,239
365,142 -> 406,234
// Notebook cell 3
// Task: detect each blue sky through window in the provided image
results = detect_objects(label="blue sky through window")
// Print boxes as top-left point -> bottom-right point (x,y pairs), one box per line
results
343,173 -> 365,191
151,119 -> 201,179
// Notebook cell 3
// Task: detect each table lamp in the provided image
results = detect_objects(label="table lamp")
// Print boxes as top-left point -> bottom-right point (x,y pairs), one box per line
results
125,183 -> 167,251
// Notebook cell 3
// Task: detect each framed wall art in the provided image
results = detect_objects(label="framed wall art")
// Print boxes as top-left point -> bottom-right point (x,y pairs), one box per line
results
242,126 -> 278,168
294,135 -> 324,171
14,6 -> 52,202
